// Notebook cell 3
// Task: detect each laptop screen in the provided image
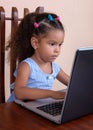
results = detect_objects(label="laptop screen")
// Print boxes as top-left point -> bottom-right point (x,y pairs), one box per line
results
61,47 -> 93,123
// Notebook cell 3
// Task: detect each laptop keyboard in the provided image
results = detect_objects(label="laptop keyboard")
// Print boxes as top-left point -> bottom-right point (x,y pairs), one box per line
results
37,101 -> 64,116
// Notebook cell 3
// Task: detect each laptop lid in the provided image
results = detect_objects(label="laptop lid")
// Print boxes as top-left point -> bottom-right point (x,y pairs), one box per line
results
15,47 -> 93,124
61,47 -> 93,123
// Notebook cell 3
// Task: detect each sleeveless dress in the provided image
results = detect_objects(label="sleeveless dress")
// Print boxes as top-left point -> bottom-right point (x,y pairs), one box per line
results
7,58 -> 60,102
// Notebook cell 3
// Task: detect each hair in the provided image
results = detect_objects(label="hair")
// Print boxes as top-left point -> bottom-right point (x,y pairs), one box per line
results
6,12 -> 64,63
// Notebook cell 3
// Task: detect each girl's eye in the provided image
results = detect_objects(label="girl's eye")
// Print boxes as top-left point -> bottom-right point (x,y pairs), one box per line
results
49,42 -> 63,46
59,43 -> 62,46
49,42 -> 55,46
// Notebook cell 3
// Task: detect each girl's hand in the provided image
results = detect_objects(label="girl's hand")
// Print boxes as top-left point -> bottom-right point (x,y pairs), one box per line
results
51,91 -> 66,99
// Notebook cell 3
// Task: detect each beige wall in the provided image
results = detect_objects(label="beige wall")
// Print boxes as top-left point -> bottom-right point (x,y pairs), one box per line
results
0,0 -> 93,100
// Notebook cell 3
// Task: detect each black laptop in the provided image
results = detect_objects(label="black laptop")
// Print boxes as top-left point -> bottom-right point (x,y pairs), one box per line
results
15,47 -> 93,124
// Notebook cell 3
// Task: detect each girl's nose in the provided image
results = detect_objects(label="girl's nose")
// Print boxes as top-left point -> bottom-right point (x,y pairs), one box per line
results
55,46 -> 60,52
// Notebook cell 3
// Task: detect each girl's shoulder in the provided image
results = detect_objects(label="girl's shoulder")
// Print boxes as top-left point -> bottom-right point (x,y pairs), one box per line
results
52,61 -> 60,75
52,61 -> 60,69
23,57 -> 36,67
23,57 -> 34,63
14,58 -> 35,77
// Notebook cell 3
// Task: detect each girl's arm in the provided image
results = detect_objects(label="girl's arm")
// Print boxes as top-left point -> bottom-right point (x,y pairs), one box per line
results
14,62 -> 65,100
56,68 -> 70,86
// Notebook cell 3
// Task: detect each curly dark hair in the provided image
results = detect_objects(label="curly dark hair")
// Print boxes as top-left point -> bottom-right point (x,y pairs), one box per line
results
6,12 -> 64,63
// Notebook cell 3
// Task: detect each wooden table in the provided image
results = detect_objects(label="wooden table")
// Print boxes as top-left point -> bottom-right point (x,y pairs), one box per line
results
0,102 -> 93,130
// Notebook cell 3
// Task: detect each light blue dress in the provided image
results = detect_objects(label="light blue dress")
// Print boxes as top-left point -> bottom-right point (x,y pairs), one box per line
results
7,58 -> 60,102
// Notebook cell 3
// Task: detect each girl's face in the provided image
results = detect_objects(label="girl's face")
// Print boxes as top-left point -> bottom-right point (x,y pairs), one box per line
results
35,29 -> 64,62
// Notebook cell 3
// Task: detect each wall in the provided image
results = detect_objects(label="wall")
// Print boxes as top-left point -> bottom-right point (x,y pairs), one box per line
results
0,0 -> 93,100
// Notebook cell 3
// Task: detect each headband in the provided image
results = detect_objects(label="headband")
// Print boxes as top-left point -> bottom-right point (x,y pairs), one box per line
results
34,14 -> 60,28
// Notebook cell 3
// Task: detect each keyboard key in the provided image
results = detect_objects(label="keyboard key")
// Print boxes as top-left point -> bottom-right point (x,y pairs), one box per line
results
37,101 -> 63,116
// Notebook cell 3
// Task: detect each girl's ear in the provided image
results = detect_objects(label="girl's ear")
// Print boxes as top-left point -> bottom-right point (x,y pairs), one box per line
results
30,37 -> 38,50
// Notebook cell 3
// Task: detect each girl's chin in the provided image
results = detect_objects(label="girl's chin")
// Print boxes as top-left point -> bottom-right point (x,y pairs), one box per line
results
49,59 -> 56,62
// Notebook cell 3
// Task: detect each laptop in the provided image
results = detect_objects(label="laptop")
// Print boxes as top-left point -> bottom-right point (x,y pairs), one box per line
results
15,47 -> 93,124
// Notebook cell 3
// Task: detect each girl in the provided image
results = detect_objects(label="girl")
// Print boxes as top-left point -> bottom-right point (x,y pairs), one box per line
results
7,12 -> 69,102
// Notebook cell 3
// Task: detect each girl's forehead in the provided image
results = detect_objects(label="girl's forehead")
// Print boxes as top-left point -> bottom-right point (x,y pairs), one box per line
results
41,30 -> 64,42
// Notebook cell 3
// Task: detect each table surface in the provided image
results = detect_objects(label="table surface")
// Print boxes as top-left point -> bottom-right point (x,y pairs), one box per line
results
0,102 -> 93,130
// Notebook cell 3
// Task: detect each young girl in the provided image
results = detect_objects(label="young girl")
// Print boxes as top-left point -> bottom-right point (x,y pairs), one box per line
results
7,12 -> 69,102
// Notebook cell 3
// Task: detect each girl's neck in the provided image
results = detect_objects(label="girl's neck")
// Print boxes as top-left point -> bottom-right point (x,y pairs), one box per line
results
31,54 -> 52,74
31,54 -> 48,65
